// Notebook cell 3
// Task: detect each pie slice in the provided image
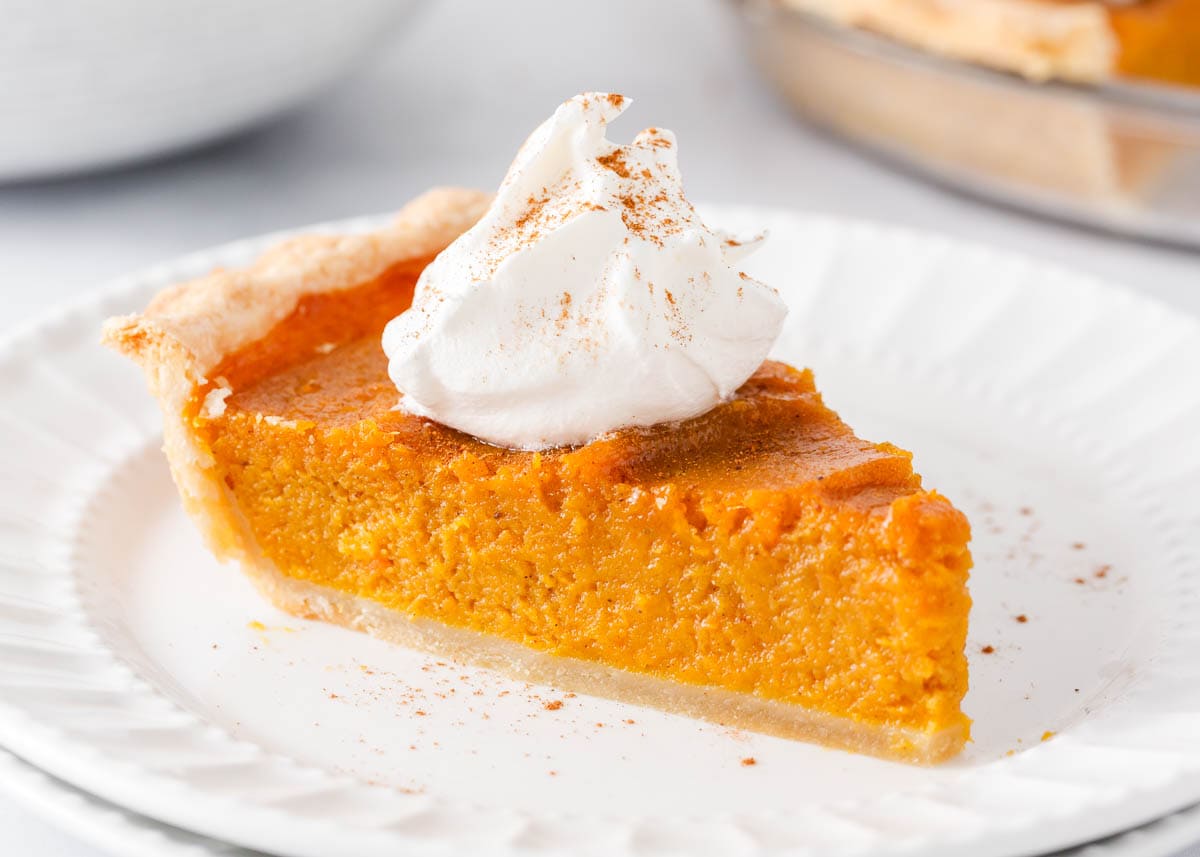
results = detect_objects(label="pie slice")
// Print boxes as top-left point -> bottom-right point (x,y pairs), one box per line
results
782,0 -> 1200,86
103,188 -> 972,764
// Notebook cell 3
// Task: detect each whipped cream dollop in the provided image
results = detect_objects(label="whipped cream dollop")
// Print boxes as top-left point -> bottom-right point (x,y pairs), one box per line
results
382,92 -> 787,450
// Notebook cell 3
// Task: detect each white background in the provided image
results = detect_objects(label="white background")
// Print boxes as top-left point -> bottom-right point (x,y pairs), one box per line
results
0,1 -> 1196,853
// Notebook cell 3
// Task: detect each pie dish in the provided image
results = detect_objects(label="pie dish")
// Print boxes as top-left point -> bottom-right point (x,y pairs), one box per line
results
737,0 -> 1200,250
783,0 -> 1200,86
103,187 -> 973,764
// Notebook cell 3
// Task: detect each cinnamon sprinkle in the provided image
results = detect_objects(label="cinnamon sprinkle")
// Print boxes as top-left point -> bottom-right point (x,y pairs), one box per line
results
641,128 -> 673,148
597,150 -> 631,178
512,191 -> 550,233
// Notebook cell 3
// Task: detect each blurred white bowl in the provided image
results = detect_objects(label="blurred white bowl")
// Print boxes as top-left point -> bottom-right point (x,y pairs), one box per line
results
0,0 -> 420,181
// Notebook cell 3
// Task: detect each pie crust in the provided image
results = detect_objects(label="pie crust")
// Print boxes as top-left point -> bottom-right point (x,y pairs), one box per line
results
784,0 -> 1200,88
784,0 -> 1116,81
103,188 -> 491,560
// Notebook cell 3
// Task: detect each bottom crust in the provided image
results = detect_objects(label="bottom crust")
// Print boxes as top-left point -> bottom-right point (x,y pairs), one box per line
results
238,551 -> 965,765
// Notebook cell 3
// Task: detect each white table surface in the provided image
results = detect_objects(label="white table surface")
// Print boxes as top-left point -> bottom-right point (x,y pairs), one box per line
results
0,1 -> 1196,854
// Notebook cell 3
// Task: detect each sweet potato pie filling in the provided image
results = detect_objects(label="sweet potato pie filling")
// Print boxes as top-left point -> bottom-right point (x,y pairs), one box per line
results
1107,0 -> 1200,86
190,255 -> 972,748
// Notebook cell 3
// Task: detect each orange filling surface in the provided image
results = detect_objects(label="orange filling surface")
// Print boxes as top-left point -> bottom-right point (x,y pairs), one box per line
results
196,258 -> 972,744
1040,0 -> 1200,85
1107,0 -> 1200,86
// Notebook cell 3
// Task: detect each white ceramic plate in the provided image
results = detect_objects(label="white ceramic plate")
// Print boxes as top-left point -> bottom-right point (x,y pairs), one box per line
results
2,747 -> 1198,857
0,748 -> 253,857
0,208 -> 1197,857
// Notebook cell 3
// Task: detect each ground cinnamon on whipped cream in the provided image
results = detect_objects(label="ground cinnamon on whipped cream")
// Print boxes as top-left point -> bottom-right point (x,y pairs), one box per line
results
382,92 -> 787,450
